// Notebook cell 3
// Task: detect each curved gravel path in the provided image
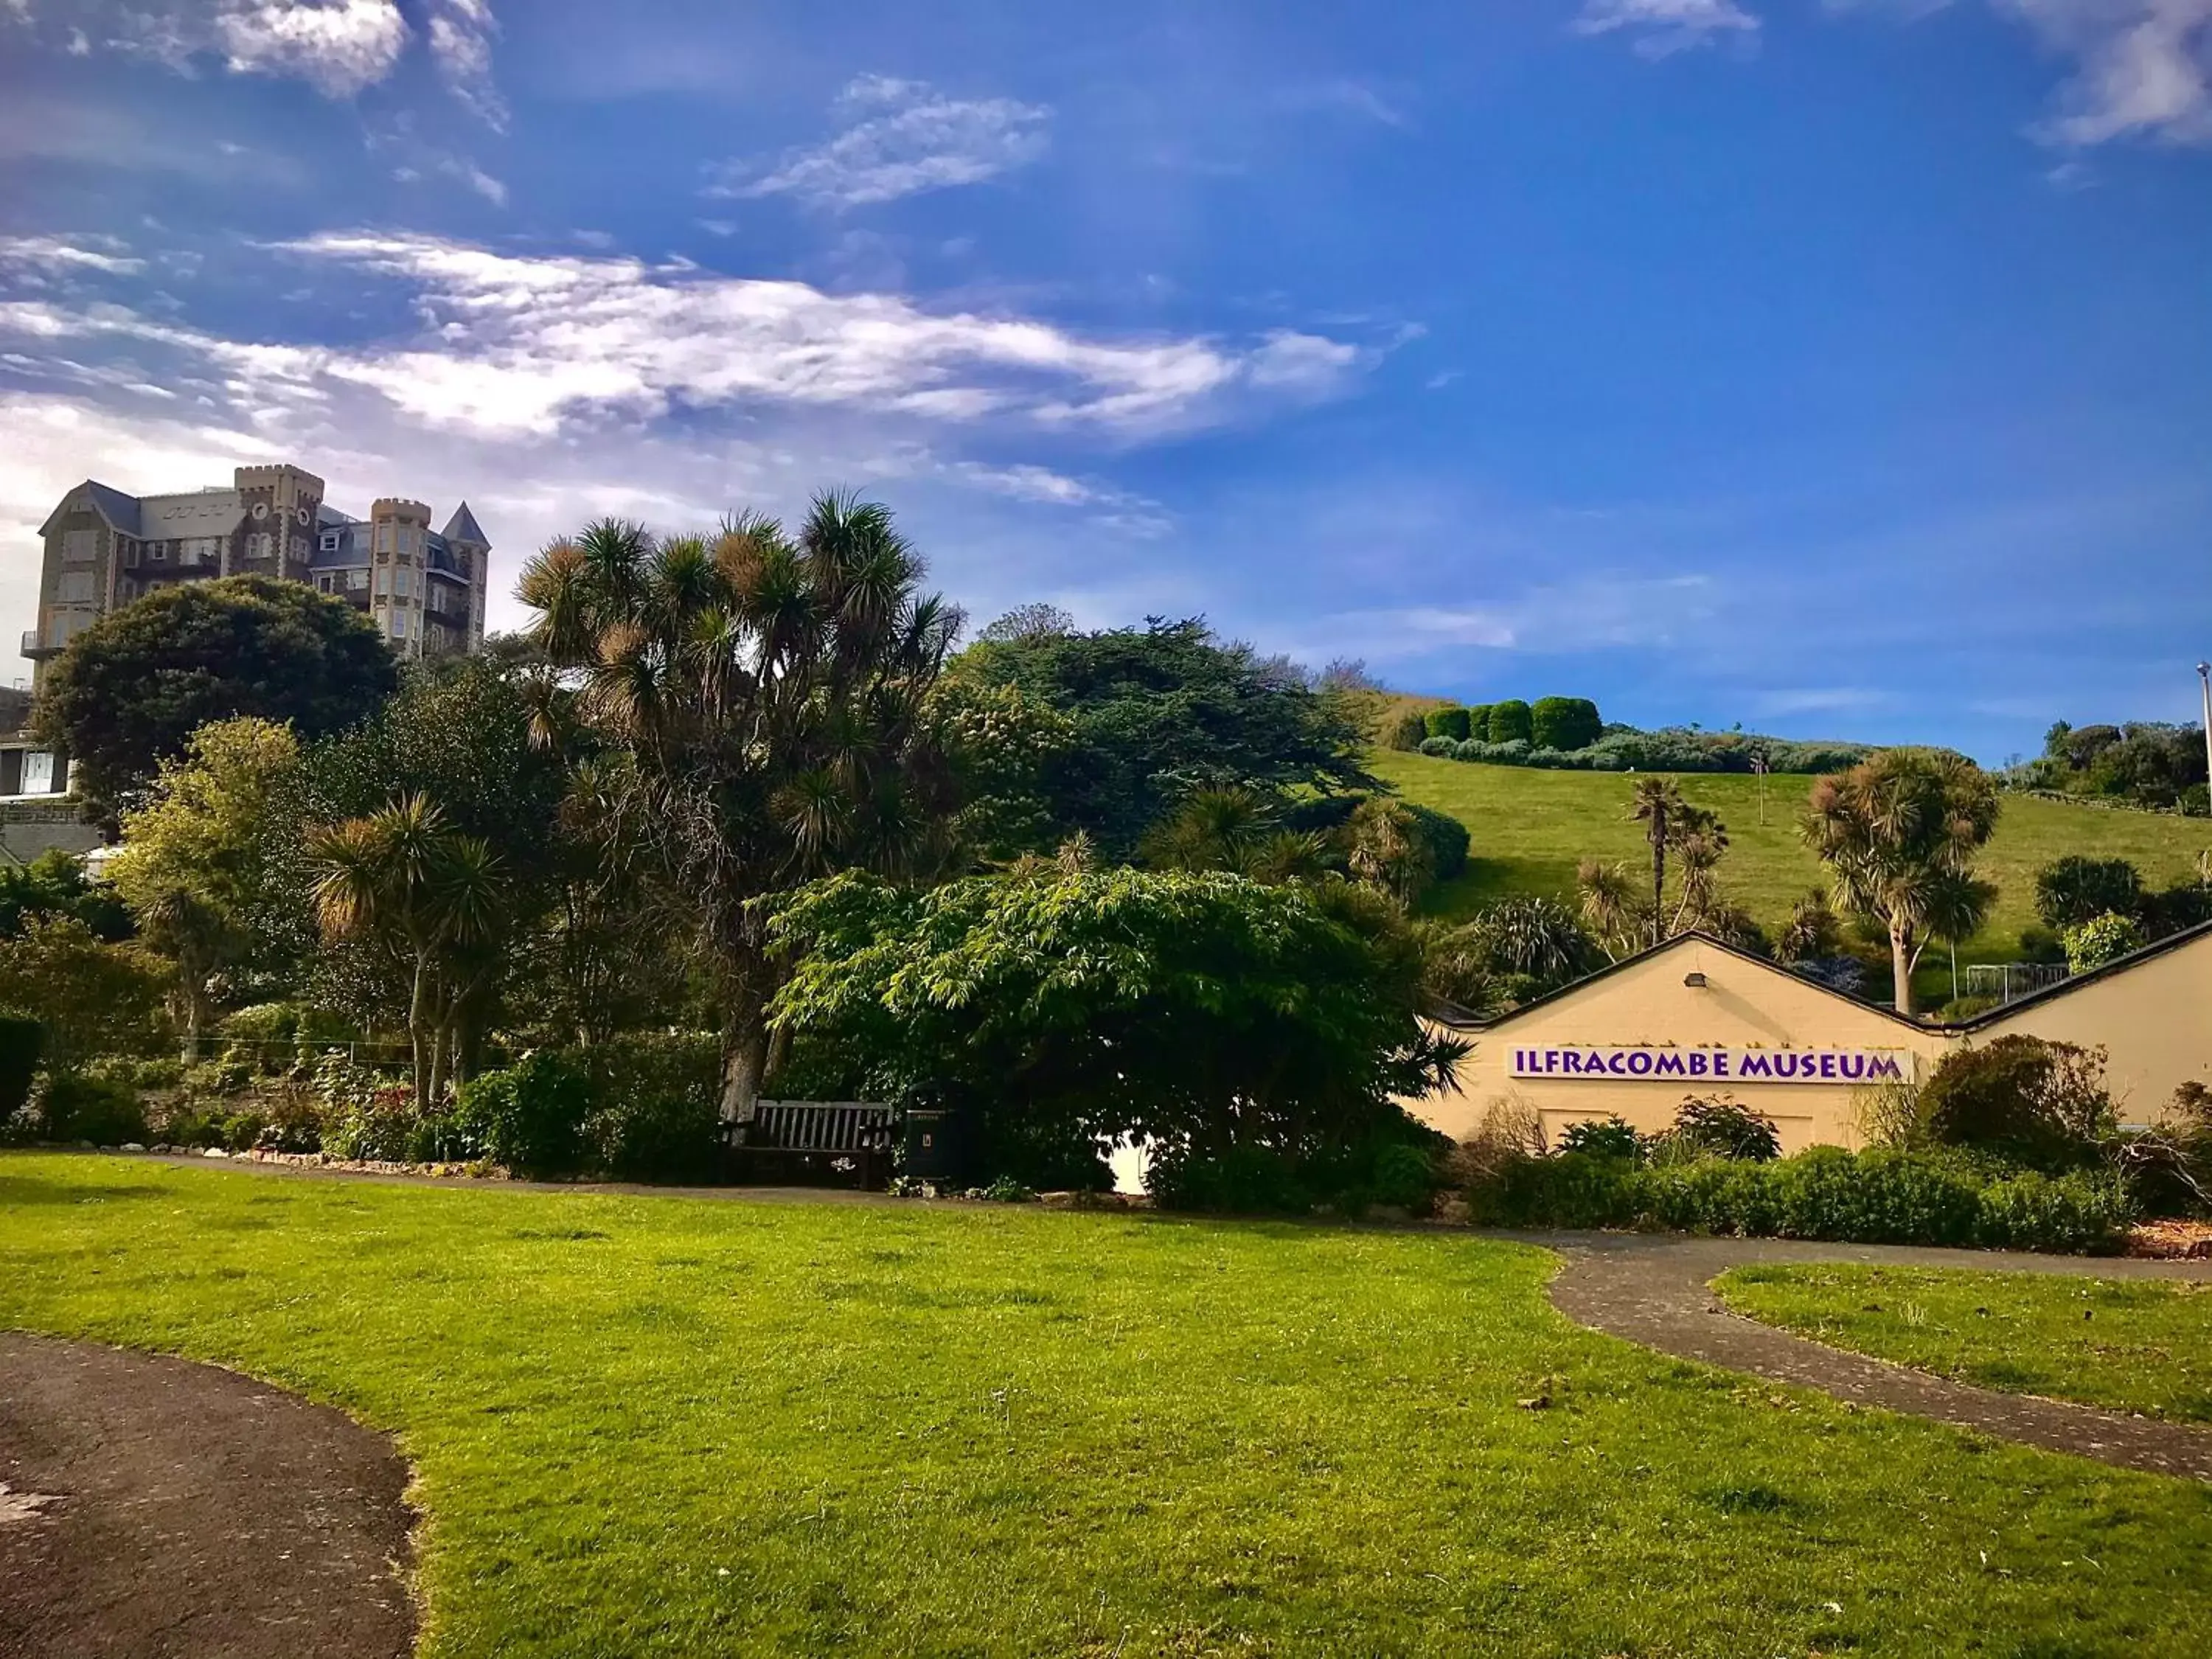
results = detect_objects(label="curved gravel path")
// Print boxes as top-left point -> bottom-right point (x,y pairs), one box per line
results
1515,1231 -> 2212,1482
0,1333 -> 415,1659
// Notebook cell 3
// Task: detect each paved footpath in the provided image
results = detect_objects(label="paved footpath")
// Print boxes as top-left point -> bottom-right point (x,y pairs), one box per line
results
1516,1230 -> 2212,1483
0,1332 -> 414,1659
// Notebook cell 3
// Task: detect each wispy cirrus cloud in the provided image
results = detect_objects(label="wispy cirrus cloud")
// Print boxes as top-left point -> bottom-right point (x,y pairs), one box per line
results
425,0 -> 506,129
1991,0 -> 2212,144
707,74 -> 1051,208
1573,0 -> 1761,58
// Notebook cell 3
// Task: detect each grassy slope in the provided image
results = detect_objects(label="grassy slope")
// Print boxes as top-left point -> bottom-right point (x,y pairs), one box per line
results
1375,751 -> 2212,962
4,1155 -> 2211,1658
1717,1264 -> 2212,1424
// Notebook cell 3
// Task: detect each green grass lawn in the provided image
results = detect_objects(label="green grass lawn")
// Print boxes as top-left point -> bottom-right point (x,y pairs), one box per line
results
1718,1263 -> 2212,1425
1374,751 -> 2212,967
6,1155 -> 2212,1656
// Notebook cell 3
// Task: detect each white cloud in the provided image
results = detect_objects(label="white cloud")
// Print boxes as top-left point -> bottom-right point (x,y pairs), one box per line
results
1574,0 -> 1761,57
709,74 -> 1051,208
0,235 -> 147,276
1294,575 -> 1718,663
1994,0 -> 2212,144
425,0 -> 507,130
433,153 -> 509,206
205,0 -> 409,95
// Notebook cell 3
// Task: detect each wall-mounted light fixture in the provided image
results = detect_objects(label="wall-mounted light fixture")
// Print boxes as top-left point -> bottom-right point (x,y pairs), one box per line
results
1683,972 -> 1708,988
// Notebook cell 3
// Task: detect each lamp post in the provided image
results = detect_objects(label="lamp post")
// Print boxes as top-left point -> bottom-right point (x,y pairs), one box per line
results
2198,664 -> 2212,818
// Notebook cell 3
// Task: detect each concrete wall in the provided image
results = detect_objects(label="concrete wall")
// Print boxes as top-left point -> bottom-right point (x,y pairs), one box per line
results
1408,936 -> 1951,1152
1974,931 -> 2212,1123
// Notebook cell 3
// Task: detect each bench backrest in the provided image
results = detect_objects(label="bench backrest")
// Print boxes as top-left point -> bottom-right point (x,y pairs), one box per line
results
741,1101 -> 897,1152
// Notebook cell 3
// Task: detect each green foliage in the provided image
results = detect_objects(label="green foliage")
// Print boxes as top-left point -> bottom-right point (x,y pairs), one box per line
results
1401,802 -> 1469,883
1484,699 -> 1534,745
946,616 -> 1374,859
0,1017 -> 42,1124
0,916 -> 166,1069
2014,720 -> 2208,812
1556,1116 -> 1641,1161
456,1051 -> 594,1176
2034,855 -> 2143,930
1147,1121 -> 1444,1215
928,676 -> 1081,863
582,1032 -> 723,1182
1530,697 -> 1602,752
770,868 -> 1461,1191
1916,1036 -> 2115,1172
1385,709 -> 1429,751
2062,911 -> 2144,973
1474,1144 -> 2133,1253
1659,1095 -> 1782,1163
1421,896 -> 1603,1015
1424,706 -> 1472,743
32,574 -> 397,807
0,849 -> 133,942
35,1073 -> 148,1144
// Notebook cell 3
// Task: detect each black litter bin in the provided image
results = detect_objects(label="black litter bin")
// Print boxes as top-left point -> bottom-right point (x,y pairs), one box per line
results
901,1107 -> 968,1184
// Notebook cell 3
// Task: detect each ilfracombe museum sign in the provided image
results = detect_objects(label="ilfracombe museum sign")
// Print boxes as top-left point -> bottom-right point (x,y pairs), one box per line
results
1509,1046 -> 1916,1084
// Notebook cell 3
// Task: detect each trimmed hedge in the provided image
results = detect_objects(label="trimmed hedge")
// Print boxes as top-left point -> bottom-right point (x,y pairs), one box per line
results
1475,1146 -> 2133,1254
1531,697 -> 1601,751
1424,706 -> 1472,743
1486,699 -> 1534,745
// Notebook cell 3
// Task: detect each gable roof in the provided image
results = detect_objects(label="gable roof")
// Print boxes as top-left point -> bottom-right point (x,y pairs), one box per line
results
1950,916 -> 2212,1029
41,479 -> 142,538
1429,929 -> 1935,1037
441,501 -> 487,544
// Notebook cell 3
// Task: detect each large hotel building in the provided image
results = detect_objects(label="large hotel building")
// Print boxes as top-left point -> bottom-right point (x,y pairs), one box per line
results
22,462 -> 490,688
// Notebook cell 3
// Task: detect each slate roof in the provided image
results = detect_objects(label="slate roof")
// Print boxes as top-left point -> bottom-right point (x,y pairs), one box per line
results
440,501 -> 487,545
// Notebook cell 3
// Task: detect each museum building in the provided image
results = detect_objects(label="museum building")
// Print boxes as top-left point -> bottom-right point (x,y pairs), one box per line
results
1409,924 -> 2212,1152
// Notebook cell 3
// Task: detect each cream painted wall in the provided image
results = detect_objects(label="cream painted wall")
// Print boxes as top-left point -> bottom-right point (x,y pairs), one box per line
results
1406,937 -> 1950,1153
1974,931 -> 2212,1124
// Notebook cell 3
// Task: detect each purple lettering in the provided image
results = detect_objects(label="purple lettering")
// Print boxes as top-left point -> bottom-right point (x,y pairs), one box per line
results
1607,1052 -> 1628,1076
1628,1051 -> 1653,1075
1656,1054 -> 1686,1077
1562,1051 -> 1582,1075
1841,1054 -> 1866,1080
1689,1052 -> 1709,1077
1545,1050 -> 1562,1074
1819,1054 -> 1837,1079
1868,1056 -> 1901,1079
1713,1053 -> 1731,1078
1739,1054 -> 1772,1078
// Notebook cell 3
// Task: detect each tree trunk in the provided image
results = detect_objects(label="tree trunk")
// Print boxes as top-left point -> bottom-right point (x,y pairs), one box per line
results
720,1017 -> 768,1124
408,948 -> 434,1113
1890,924 -> 1915,1018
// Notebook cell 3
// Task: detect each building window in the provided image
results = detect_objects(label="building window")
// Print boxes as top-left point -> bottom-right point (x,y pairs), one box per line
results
21,752 -> 53,794
394,568 -> 411,599
58,571 -> 95,604
63,529 -> 97,563
348,568 -> 369,591
321,532 -> 340,552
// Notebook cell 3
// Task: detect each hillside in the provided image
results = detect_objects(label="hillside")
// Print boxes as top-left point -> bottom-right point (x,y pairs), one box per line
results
1374,751 -> 2212,965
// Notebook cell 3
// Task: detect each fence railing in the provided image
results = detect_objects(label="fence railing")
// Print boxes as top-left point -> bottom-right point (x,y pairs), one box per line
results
1961,962 -> 2071,1006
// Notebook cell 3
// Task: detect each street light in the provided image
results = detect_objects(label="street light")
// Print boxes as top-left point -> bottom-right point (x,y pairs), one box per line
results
2199,663 -> 2212,818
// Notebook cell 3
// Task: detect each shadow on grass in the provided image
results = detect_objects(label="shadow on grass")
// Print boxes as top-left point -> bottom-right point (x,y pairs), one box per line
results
0,1172 -> 175,1207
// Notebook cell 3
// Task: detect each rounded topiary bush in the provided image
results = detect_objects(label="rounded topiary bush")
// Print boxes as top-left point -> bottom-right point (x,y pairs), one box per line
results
1418,736 -> 1456,757
1424,706 -> 1472,743
456,1051 -> 594,1176
38,1073 -> 148,1146
1486,700 -> 1534,745
1531,697 -> 1601,752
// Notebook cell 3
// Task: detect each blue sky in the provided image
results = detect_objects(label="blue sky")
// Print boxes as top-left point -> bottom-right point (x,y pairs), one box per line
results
1,0 -> 2208,760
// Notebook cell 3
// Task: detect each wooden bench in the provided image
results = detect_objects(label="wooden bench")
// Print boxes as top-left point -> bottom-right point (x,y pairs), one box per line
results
720,1100 -> 898,1189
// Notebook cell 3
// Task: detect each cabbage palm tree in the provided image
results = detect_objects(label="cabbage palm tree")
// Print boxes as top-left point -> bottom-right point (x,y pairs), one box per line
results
1628,777 -> 1684,945
307,793 -> 509,1109
1801,750 -> 2000,1017
517,495 -> 961,1120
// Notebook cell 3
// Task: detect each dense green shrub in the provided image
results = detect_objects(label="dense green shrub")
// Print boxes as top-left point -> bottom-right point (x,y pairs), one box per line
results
585,1032 -> 723,1182
1387,709 -> 1429,751
2035,856 -> 2143,930
1556,1116 -> 1641,1161
1531,697 -> 1602,752
1148,1125 -> 1444,1217
1424,706 -> 1472,744
456,1051 -> 594,1176
37,1074 -> 148,1145
1467,1142 -> 2132,1253
1146,1144 -> 1313,1214
0,1017 -> 41,1124
1402,802 -> 1470,883
1485,700 -> 1534,745
1417,736 -> 1456,757
1917,1036 -> 2113,1172
1660,1096 -> 1781,1162
2064,912 -> 2143,973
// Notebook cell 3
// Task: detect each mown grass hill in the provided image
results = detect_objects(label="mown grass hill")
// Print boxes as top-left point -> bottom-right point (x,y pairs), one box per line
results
1374,750 -> 2212,964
